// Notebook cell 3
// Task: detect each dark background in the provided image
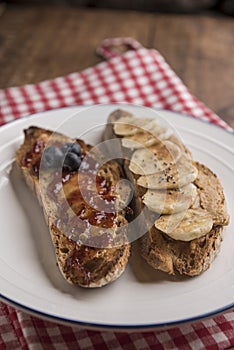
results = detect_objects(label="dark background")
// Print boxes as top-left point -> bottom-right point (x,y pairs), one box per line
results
4,0 -> 234,15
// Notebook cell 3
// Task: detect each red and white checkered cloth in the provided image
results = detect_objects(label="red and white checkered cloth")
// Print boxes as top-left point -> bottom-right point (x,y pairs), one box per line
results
0,37 -> 233,350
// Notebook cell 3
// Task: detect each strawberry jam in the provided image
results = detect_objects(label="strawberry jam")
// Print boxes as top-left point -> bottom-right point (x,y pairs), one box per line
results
47,153 -> 118,245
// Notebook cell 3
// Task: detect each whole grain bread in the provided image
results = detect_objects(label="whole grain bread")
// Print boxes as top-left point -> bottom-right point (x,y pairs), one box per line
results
194,162 -> 229,226
139,161 -> 228,276
104,109 -> 229,276
16,126 -> 130,287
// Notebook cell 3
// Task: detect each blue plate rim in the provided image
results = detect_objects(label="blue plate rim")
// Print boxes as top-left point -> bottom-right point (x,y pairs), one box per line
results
0,104 -> 233,331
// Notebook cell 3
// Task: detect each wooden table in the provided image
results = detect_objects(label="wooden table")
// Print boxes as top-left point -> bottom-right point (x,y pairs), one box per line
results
0,4 -> 234,128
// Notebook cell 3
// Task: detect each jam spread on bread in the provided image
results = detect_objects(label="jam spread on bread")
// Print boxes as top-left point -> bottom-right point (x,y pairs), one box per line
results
21,140 -> 46,168
20,135 -> 120,246
16,125 -> 130,287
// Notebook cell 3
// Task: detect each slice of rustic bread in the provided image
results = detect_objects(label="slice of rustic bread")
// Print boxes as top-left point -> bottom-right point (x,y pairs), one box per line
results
139,224 -> 224,276
194,162 -> 229,226
16,126 -> 130,287
104,109 -> 229,276
139,159 -> 228,276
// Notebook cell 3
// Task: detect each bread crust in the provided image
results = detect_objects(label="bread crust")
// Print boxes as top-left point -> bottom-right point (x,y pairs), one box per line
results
194,162 -> 229,226
16,126 -> 130,287
104,109 -> 229,276
140,218 -> 224,276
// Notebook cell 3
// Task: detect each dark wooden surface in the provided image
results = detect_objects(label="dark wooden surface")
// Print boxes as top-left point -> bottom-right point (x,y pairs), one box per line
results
0,4 -> 234,128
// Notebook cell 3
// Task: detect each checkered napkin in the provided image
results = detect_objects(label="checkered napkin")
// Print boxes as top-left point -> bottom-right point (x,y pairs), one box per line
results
0,37 -> 233,350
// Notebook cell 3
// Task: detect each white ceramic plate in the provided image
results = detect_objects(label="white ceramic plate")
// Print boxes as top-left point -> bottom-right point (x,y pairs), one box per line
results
0,105 -> 233,331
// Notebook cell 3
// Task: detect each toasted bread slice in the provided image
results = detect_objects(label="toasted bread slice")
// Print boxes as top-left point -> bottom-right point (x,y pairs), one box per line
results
16,126 -> 130,287
139,161 -> 228,276
104,109 -> 229,276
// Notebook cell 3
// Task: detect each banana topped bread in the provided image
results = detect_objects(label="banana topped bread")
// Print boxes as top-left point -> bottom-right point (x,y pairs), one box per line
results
104,109 -> 230,276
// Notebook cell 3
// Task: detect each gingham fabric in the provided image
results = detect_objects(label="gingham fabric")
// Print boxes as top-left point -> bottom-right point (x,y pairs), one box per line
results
0,37 -> 232,131
0,38 -> 233,350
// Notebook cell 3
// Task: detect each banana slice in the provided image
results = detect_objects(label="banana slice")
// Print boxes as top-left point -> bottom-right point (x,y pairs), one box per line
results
122,131 -> 160,149
142,119 -> 175,136
155,208 -> 213,241
137,156 -> 198,189
122,125 -> 173,149
166,135 -> 192,159
143,183 -> 197,214
114,116 -> 153,136
116,179 -> 134,210
129,140 -> 182,175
